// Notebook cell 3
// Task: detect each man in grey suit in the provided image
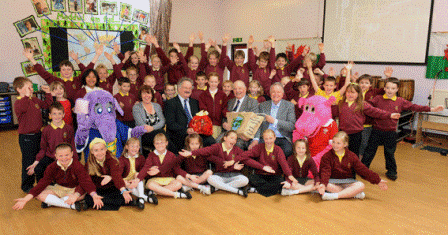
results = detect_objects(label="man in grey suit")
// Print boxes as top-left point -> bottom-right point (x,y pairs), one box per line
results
248,82 -> 296,157
222,80 -> 259,150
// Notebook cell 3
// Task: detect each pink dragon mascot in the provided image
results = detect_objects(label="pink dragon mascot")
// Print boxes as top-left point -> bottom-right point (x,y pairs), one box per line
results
292,96 -> 338,171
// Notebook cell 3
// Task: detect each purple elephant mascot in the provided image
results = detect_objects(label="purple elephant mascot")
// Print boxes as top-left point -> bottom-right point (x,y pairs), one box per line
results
74,90 -> 146,160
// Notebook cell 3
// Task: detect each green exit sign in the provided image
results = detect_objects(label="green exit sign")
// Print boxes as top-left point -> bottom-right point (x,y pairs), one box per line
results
233,38 -> 242,43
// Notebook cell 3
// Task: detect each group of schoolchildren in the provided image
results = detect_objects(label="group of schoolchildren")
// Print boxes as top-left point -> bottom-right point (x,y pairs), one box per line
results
12,31 -> 444,212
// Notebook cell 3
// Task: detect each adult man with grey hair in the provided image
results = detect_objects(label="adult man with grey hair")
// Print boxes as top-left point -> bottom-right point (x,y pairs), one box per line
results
165,77 -> 216,153
248,82 -> 296,157
222,80 -> 259,150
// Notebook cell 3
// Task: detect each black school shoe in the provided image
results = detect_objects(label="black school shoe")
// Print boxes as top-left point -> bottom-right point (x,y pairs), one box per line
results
386,172 -> 398,181
179,188 -> 192,199
238,187 -> 248,198
135,198 -> 145,210
41,202 -> 49,209
147,194 -> 158,205
210,185 -> 216,194
74,199 -> 88,212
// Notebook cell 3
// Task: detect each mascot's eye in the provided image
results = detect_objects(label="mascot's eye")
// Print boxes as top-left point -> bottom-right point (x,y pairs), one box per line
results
304,105 -> 309,112
106,102 -> 113,113
311,106 -> 315,114
94,103 -> 103,114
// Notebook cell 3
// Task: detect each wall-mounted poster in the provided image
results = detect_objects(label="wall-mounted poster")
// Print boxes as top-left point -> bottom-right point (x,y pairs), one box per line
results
100,1 -> 117,15
120,3 -> 131,22
21,58 -> 44,77
85,0 -> 98,15
139,25 -> 149,41
68,0 -> 83,13
133,9 -> 149,24
13,15 -> 41,38
51,0 -> 67,12
22,37 -> 43,58
31,0 -> 51,17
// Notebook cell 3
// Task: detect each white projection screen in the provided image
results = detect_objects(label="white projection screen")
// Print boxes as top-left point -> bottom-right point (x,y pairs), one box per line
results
323,0 -> 433,64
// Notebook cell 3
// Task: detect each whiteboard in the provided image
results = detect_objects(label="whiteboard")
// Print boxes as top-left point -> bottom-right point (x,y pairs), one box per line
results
323,0 -> 433,64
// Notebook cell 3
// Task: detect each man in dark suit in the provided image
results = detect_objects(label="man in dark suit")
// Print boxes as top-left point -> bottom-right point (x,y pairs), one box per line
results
165,77 -> 216,153
249,82 -> 296,157
222,80 -> 259,150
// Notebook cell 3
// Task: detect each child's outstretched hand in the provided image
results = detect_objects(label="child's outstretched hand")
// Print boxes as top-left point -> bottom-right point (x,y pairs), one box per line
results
269,69 -> 276,79
23,48 -> 37,65
233,161 -> 244,170
318,43 -> 324,53
302,45 -> 310,56
286,43 -> 293,52
69,50 -> 79,61
13,196 -> 32,210
198,31 -> 204,43
328,67 -> 335,77
95,44 -> 104,55
26,161 -> 39,175
173,42 -> 181,53
101,175 -> 112,186
262,165 -> 275,174
384,67 -> 393,78
223,160 -> 235,168
222,33 -> 230,45
41,85 -> 50,93
390,113 -> 401,119
248,35 -> 254,46
431,105 -> 444,112
189,33 -> 195,45
281,181 -> 291,189
314,68 -> 325,76
124,51 -> 131,61
148,166 -> 160,176
104,51 -> 114,63
179,149 -> 192,157
305,59 -> 313,69
345,61 -> 354,70
268,35 -> 275,48
113,42 -> 120,54
378,179 -> 388,191
317,184 -> 326,195
91,193 -> 104,210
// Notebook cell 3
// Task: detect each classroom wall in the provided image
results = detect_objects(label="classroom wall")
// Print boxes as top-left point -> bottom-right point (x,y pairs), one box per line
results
170,0 -> 448,106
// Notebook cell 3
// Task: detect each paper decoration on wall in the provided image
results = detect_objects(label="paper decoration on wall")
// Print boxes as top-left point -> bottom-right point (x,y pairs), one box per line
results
100,1 -> 117,15
51,0 -> 67,12
31,0 -> 51,17
85,0 -> 98,15
13,15 -> 41,38
21,58 -> 44,77
68,0 -> 83,13
120,3 -> 132,22
133,9 -> 148,24
21,37 -> 43,59
139,25 -> 149,41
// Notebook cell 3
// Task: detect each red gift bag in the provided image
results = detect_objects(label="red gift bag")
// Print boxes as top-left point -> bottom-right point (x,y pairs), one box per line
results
188,111 -> 213,136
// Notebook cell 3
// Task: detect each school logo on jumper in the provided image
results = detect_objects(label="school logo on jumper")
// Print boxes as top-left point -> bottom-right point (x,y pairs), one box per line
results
129,99 -> 132,104
242,69 -> 245,73
220,100 -> 222,105
271,155 -> 276,161
347,163 -> 351,169
395,106 -> 398,111
232,154 -> 235,160
72,84 -> 76,89
35,104 -> 40,109
63,132 -> 67,139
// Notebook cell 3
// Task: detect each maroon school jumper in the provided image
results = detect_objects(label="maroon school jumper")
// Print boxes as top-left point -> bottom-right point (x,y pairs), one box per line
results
156,47 -> 185,85
333,101 -> 392,134
14,93 -> 52,134
113,92 -> 137,123
239,143 -> 292,177
370,95 -> 431,132
34,63 -> 94,102
29,159 -> 96,197
272,52 -> 303,83
178,51 -> 207,86
36,122 -> 77,161
248,48 -> 276,95
220,45 -> 251,88
143,45 -> 169,93
181,153 -> 209,175
137,151 -> 187,180
191,143 -> 244,173
201,43 -> 226,87
119,155 -> 146,178
199,89 -> 228,126
191,88 -> 206,101
319,148 -> 381,186
85,153 -> 126,190
286,155 -> 320,183
363,88 -> 385,126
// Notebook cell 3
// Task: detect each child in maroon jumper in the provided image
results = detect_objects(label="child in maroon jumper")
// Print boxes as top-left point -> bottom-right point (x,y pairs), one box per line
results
248,35 -> 277,96
199,72 -> 228,139
113,77 -> 137,128
85,138 -> 140,210
317,132 -> 388,200
176,134 -> 213,195
220,34 -> 251,88
248,80 -> 266,103
151,35 -> 185,85
25,46 -> 103,103
361,77 -> 444,181
13,77 -> 53,193
13,143 -> 102,211
142,36 -> 169,94
120,64 -> 146,97
135,133 -> 192,199
119,138 -> 158,207
50,81 -> 72,126
27,102 -> 77,182
202,35 -> 227,87
222,80 -> 235,100
191,71 -> 208,101
240,129 -> 296,197
333,83 -> 400,156
281,139 -> 320,196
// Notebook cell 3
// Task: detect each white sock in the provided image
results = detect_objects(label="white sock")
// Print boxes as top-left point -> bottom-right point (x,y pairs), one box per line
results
174,192 -> 188,199
44,194 -> 73,209
131,181 -> 148,201
354,192 -> 365,199
248,187 -> 257,193
182,185 -> 192,192
322,193 -> 339,200
281,189 -> 300,196
197,185 -> 206,191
